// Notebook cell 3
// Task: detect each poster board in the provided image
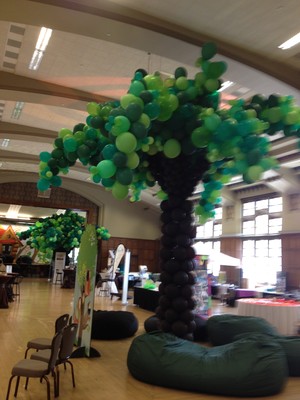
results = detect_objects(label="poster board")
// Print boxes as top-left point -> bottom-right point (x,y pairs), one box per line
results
72,224 -> 98,357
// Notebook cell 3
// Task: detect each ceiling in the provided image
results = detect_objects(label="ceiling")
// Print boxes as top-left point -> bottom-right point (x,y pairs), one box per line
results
0,0 -> 300,219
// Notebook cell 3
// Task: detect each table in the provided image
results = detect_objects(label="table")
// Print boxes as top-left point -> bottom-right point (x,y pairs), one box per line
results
237,298 -> 300,335
133,286 -> 159,311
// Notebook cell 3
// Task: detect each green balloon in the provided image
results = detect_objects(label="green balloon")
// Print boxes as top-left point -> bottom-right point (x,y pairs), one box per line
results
126,152 -> 140,169
126,103 -> 143,122
102,144 -> 117,160
51,176 -> 62,187
97,160 -> 117,178
58,128 -> 73,139
143,74 -> 163,90
85,128 -> 98,140
113,152 -> 128,167
112,182 -> 129,200
40,151 -> 51,162
87,102 -> 100,116
201,42 -> 217,60
129,80 -> 145,96
191,127 -> 210,148
116,132 -> 137,154
37,178 -> 50,191
77,144 -> 91,158
204,79 -> 220,92
204,114 -> 221,131
101,177 -> 115,188
207,62 -> 227,79
114,115 -> 131,133
174,67 -> 187,79
92,173 -> 102,183
116,167 -> 133,185
51,148 -> 64,159
63,137 -> 78,152
247,165 -> 263,181
175,76 -> 189,90
120,94 -> 143,109
144,102 -> 160,120
163,139 -> 181,158
131,121 -> 148,138
54,138 -> 64,149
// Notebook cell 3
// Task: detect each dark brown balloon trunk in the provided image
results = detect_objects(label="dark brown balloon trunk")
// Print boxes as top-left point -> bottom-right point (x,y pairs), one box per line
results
148,151 -> 210,339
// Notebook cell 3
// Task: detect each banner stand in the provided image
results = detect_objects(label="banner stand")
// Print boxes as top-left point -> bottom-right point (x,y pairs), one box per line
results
71,224 -> 99,358
121,250 -> 131,305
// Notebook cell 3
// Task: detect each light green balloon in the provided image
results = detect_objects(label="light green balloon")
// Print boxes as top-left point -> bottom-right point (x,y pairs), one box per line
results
139,113 -> 151,128
143,74 -> 163,90
126,152 -> 140,169
116,132 -> 137,154
58,128 -> 73,139
114,116 -> 131,133
204,114 -> 221,131
204,79 -> 220,92
112,182 -> 129,200
175,76 -> 189,90
247,165 -> 263,181
163,139 -> 181,158
191,127 -> 210,148
87,102 -> 100,116
120,94 -> 143,109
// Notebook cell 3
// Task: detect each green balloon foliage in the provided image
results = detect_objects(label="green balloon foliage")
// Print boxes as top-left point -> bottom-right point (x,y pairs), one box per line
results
16,209 -> 110,255
37,43 -> 300,225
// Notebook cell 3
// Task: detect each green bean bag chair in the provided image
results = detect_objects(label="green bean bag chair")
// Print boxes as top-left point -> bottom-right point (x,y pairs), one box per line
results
206,314 -> 279,346
235,332 -> 300,377
127,331 -> 288,397
277,336 -> 300,376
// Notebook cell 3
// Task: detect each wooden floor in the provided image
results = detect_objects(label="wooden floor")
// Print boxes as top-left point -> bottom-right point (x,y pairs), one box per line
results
0,278 -> 299,400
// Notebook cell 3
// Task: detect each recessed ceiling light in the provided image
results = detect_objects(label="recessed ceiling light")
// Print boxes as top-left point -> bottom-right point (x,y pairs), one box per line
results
29,27 -> 52,70
11,101 -> 24,119
1,138 -> 10,148
278,32 -> 300,50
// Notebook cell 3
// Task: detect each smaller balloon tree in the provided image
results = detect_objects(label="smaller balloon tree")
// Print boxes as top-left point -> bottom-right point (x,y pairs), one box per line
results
17,209 -> 110,261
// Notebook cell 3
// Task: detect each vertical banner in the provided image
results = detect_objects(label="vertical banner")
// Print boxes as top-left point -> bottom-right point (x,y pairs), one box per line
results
121,250 -> 131,305
52,251 -> 66,283
72,224 -> 98,358
110,244 -> 125,293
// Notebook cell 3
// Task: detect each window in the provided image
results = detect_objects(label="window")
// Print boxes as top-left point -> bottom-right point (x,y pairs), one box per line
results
241,196 -> 282,287
196,207 -> 222,238
242,196 -> 282,235
194,240 -> 221,276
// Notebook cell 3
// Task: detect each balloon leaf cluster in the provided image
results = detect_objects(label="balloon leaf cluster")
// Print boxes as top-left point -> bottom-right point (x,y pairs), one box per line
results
37,42 -> 300,224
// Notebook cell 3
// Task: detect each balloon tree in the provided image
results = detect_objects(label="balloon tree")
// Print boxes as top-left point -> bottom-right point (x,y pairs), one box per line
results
17,209 -> 110,261
37,42 -> 300,339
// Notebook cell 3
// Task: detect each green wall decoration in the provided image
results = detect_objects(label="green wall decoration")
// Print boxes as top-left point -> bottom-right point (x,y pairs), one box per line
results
36,42 -> 300,339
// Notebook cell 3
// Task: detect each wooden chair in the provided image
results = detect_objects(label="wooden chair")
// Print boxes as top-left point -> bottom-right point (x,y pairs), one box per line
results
6,331 -> 63,400
30,323 -> 78,396
24,313 -> 69,358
